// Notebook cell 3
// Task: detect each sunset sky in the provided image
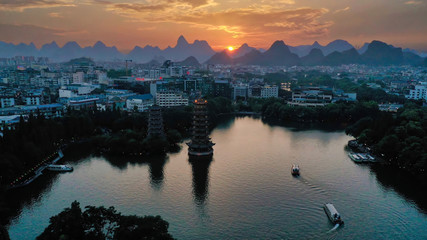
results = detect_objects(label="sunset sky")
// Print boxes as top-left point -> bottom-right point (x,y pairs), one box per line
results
0,0 -> 426,52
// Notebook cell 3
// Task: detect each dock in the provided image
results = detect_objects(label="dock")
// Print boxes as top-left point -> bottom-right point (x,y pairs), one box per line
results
348,152 -> 377,163
7,150 -> 64,190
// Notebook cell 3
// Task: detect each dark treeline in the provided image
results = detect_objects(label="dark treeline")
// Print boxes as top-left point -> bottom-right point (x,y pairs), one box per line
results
259,97 -> 426,182
0,107 -> 181,184
0,97 -> 232,185
0,225 -> 9,240
346,103 -> 427,182
107,69 -> 131,78
37,201 -> 174,240
261,98 -> 380,123
0,111 -> 94,184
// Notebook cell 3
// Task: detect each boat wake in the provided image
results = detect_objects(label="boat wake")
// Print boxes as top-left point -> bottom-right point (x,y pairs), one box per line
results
328,224 -> 340,232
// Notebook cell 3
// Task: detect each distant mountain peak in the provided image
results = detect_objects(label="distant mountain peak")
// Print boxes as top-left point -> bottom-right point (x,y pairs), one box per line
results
205,50 -> 232,64
312,41 -> 322,48
177,35 -> 189,47
266,40 -> 291,55
326,39 -> 352,47
178,56 -> 200,66
63,41 -> 81,48
41,41 -> 60,52
49,41 -> 59,47
362,40 -> 403,65
270,40 -> 286,48
94,41 -> 106,48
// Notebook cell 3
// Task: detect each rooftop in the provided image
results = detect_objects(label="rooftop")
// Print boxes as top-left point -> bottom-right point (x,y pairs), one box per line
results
128,94 -> 153,100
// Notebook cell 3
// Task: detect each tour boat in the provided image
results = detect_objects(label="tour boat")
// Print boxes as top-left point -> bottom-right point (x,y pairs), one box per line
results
357,154 -> 368,161
46,165 -> 73,172
324,203 -> 344,225
291,164 -> 300,176
367,154 -> 376,162
348,153 -> 362,163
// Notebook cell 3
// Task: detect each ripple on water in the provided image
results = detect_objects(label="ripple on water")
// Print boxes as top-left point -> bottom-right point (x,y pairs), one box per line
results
6,117 -> 427,240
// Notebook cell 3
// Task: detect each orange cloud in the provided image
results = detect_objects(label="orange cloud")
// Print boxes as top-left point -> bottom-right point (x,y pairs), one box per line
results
334,6 -> 350,14
405,1 -> 422,5
48,12 -> 63,18
0,0 -> 75,12
174,8 -> 332,39
0,24 -> 65,45
99,1 -> 331,42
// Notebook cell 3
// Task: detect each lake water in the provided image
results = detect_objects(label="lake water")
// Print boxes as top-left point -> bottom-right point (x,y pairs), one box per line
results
6,116 -> 427,239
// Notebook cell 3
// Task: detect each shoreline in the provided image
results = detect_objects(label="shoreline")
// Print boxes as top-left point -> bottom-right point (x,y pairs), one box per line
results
347,139 -> 427,185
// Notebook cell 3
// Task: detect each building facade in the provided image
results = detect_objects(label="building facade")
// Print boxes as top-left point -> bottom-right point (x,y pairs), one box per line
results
406,83 -> 427,100
248,85 -> 279,98
156,91 -> 189,107
126,94 -> 154,112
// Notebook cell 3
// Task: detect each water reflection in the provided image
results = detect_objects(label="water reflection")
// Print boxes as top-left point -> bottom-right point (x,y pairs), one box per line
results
214,116 -> 235,130
104,154 -> 168,191
189,156 -> 212,207
261,117 -> 346,132
371,165 -> 427,214
148,157 -> 167,190
5,117 -> 427,240
3,171 -> 60,226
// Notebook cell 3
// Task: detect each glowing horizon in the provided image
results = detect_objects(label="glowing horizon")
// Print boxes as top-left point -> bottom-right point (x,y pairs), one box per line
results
0,0 -> 426,52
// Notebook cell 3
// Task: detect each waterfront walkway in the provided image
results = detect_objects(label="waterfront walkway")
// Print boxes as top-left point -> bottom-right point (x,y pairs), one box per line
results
7,150 -> 64,190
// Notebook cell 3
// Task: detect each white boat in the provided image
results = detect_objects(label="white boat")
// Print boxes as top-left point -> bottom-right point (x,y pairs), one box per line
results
348,153 -> 363,163
291,164 -> 300,176
357,154 -> 368,161
367,154 -> 376,162
46,165 -> 73,172
323,203 -> 344,225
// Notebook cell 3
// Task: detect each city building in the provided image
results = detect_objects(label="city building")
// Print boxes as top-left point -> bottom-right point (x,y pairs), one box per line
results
0,103 -> 64,118
213,80 -> 231,98
156,91 -> 189,107
72,72 -> 85,83
59,84 -> 99,98
288,87 -> 333,107
68,97 -> 100,110
378,103 -> 403,112
232,83 -> 249,100
126,94 -> 154,112
0,96 -> 15,108
0,115 -> 21,135
24,89 -> 43,105
248,85 -> 279,98
406,82 -> 427,100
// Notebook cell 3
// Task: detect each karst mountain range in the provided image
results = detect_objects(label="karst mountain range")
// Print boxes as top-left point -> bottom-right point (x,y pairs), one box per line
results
1,35 -> 426,66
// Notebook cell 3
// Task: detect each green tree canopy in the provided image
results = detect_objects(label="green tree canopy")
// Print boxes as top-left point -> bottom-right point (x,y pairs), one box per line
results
37,201 -> 174,240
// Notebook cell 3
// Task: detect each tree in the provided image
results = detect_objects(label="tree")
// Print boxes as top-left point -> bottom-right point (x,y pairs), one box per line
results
0,225 -> 10,240
37,201 -> 175,240
376,135 -> 400,160
37,201 -> 85,240
166,130 -> 182,145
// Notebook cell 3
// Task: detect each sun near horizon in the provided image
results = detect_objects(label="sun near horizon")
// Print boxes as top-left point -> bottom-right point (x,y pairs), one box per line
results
228,46 -> 234,51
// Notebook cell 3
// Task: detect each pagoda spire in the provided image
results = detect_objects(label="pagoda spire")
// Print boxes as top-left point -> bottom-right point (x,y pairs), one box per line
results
187,99 -> 215,156
147,105 -> 165,138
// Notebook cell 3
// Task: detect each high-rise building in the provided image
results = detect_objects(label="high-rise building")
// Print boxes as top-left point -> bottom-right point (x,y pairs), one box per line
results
187,99 -> 214,156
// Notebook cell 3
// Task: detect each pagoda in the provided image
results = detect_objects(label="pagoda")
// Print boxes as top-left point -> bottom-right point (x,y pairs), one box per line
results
187,99 -> 215,156
147,105 -> 165,138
